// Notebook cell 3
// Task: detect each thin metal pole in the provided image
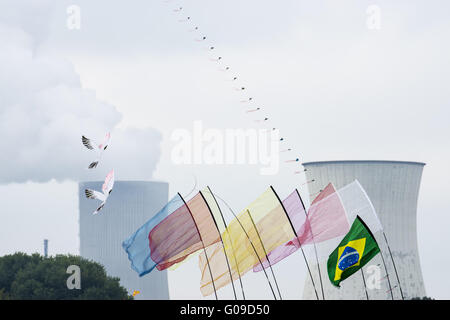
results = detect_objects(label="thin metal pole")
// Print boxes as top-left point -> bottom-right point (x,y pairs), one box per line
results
179,193 -> 218,300
295,189 -> 324,300
211,192 -> 277,300
246,209 -> 283,300
199,190 -> 238,300
269,186 -> 320,300
382,231 -> 405,300
360,268 -> 369,300
207,186 -> 246,300
387,285 -> 399,295
379,250 -> 394,300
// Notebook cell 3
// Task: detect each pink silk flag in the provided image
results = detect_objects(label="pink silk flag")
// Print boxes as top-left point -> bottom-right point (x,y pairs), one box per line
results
253,183 -> 350,272
148,197 -> 201,271
151,192 -> 221,271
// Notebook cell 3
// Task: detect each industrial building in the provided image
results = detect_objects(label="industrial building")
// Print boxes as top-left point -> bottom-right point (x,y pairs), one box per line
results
302,160 -> 426,300
79,180 -> 170,300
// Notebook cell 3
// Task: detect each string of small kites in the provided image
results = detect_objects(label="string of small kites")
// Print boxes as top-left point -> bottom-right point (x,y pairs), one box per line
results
167,1 -> 312,184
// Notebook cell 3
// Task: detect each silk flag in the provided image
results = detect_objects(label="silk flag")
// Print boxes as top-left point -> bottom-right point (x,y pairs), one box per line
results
253,183 -> 350,272
337,180 -> 383,233
297,183 -> 350,244
199,210 -> 259,296
199,187 -> 294,296
154,192 -> 221,271
327,216 -> 380,287
313,180 -> 384,262
252,189 -> 307,272
122,194 -> 197,276
123,192 -> 221,276
198,188 -> 237,297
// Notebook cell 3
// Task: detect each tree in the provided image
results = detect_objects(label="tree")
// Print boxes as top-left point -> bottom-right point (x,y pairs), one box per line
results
0,253 -> 133,300
411,296 -> 434,300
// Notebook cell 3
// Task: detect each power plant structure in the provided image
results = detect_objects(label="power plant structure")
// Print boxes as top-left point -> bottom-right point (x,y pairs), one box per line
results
302,160 -> 426,300
79,180 -> 170,300
43,239 -> 48,258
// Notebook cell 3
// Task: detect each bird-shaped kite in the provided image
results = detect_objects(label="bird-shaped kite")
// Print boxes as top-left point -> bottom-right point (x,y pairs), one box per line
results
85,169 -> 115,215
81,132 -> 110,169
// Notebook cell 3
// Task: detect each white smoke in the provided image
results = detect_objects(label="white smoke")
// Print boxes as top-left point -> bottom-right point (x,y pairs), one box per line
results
0,1 -> 161,184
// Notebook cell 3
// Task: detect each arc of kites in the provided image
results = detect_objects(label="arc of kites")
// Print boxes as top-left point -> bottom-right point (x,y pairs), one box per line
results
168,1 -> 309,177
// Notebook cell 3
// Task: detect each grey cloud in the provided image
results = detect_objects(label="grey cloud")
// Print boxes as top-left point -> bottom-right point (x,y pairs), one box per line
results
43,0 -> 304,56
0,2 -> 161,184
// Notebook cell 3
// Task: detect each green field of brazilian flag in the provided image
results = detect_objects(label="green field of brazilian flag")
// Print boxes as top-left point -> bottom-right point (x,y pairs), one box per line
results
327,216 -> 380,287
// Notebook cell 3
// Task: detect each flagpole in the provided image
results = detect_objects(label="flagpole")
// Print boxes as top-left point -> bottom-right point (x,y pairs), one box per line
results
211,192 -> 278,300
246,209 -> 283,300
360,268 -> 369,300
382,231 -> 405,300
179,193 -> 218,300
269,186 -> 320,300
379,250 -> 395,300
206,186 -> 246,300
199,190 -> 238,300
295,189 -> 324,300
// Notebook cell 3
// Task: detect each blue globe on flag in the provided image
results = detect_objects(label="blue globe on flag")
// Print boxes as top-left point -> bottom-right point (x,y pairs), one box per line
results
337,246 -> 360,271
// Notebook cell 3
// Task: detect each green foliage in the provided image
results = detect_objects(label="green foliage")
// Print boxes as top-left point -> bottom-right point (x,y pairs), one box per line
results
0,252 -> 133,300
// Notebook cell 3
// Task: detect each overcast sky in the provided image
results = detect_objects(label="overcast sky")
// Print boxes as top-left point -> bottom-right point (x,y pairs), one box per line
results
0,0 -> 449,299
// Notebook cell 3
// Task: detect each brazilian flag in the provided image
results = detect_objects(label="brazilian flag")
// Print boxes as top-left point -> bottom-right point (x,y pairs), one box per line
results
327,216 -> 380,287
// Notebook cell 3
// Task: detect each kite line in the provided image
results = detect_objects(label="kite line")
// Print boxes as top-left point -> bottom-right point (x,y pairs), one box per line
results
199,190 -> 238,300
379,249 -> 395,300
295,188 -> 324,300
211,191 -> 278,300
382,232 -> 405,300
271,186 -> 320,301
206,186 -> 246,300
179,192 -> 218,300
360,268 -> 370,300
246,209 -> 283,300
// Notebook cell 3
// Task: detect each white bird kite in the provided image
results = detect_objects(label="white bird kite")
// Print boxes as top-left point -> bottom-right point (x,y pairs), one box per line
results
84,169 -> 115,215
81,132 -> 111,169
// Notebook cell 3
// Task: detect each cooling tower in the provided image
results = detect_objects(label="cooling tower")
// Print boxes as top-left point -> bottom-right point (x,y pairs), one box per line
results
302,160 -> 426,300
79,180 -> 170,300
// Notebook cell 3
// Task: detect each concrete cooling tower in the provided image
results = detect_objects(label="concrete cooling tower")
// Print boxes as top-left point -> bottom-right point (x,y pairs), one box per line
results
302,160 -> 426,300
79,181 -> 170,300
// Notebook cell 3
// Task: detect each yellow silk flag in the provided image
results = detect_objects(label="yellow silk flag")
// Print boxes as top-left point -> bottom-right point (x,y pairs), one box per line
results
199,187 -> 295,296
198,187 -> 239,296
